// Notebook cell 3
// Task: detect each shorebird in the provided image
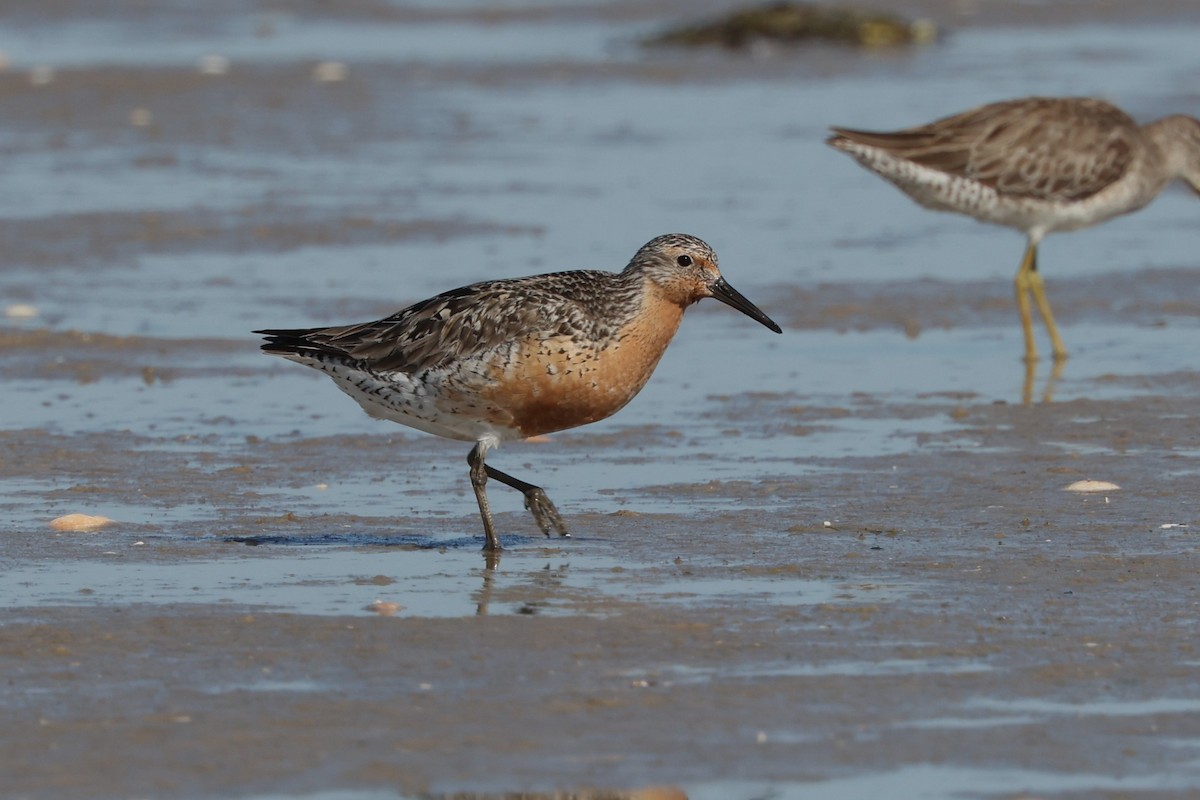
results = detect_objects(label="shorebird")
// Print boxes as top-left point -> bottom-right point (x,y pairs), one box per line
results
257,233 -> 781,553
827,96 -> 1200,362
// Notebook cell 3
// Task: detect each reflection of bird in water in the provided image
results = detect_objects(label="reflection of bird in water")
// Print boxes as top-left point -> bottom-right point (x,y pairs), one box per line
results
828,97 -> 1200,364
258,234 -> 780,555
474,562 -> 571,616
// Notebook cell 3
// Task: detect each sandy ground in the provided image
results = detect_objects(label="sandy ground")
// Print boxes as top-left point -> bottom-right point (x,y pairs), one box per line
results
4,381 -> 1200,798
2,1 -> 1200,798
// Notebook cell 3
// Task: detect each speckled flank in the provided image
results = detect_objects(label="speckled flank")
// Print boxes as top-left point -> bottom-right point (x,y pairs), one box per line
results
827,96 -> 1200,361
256,233 -> 781,551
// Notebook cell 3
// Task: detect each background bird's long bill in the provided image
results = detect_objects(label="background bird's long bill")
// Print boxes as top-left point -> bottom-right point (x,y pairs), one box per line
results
711,278 -> 783,333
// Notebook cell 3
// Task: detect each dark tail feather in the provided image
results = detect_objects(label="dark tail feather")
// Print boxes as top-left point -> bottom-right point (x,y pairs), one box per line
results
255,327 -> 338,358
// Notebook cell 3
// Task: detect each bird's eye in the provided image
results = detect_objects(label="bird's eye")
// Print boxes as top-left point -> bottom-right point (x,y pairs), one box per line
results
676,254 -> 693,267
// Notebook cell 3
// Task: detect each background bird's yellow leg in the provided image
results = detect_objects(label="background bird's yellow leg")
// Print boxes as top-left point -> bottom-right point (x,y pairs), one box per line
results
1026,257 -> 1068,360
1014,242 -> 1039,363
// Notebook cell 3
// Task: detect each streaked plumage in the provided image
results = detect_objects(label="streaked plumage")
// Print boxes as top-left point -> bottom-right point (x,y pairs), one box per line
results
257,233 -> 782,554
828,96 -> 1200,362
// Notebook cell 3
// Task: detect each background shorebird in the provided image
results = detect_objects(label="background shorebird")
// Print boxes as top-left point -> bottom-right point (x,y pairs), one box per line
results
257,233 -> 782,554
827,96 -> 1200,363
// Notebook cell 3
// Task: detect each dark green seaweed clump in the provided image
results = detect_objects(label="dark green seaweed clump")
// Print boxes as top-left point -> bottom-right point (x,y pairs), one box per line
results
647,2 -> 938,49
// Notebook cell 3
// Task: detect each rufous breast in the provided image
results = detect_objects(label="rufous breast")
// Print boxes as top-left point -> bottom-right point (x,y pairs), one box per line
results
480,289 -> 686,438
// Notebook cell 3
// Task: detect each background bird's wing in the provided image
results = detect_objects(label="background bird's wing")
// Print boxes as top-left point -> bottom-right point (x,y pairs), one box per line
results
831,98 -> 1138,202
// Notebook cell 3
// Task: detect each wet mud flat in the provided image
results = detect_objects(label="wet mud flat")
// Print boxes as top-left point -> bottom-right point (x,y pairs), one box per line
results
3,0 -> 1200,797
4,332 -> 1200,799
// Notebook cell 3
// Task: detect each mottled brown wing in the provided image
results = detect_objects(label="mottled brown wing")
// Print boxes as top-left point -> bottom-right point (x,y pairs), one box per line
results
258,270 -> 617,374
831,97 -> 1139,201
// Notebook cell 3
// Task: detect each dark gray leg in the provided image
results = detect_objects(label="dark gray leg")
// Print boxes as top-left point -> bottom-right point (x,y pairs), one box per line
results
467,443 -> 502,552
483,462 -> 570,539
466,442 -> 569,544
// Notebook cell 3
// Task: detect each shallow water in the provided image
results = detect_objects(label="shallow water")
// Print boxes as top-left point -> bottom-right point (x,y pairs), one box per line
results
3,2 -> 1200,799
0,544 -> 905,618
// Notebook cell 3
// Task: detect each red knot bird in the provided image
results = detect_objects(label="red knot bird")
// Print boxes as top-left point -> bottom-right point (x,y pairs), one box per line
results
827,96 -> 1200,363
256,233 -> 781,553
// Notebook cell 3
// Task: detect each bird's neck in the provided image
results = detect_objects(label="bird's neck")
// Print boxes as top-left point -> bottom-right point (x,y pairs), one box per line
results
1144,116 -> 1200,185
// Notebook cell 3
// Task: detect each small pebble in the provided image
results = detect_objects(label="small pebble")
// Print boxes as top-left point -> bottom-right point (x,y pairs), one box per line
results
630,788 -> 689,800
49,513 -> 113,532
197,54 -> 230,75
365,599 -> 402,616
29,66 -> 55,86
130,108 -> 154,127
312,61 -> 348,83
1064,480 -> 1119,493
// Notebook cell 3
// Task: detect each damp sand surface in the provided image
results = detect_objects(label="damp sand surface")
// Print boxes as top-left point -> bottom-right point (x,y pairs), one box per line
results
3,1 -> 1200,798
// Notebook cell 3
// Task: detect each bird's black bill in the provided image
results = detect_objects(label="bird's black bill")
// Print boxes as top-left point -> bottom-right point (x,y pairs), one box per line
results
710,277 -> 783,334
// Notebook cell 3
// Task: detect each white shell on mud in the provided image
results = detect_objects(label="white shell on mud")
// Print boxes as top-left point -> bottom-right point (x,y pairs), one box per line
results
49,513 -> 114,532
1064,480 -> 1120,492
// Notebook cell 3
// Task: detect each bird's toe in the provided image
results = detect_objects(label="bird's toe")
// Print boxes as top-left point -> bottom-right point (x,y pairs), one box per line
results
523,489 -> 570,538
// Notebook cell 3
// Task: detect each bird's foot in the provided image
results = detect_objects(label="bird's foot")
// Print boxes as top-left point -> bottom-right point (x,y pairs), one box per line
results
523,489 -> 570,538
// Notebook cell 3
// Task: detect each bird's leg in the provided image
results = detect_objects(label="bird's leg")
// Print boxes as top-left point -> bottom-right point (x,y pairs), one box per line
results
483,463 -> 570,539
1014,241 -> 1040,364
467,443 -> 502,553
1025,247 -> 1069,361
